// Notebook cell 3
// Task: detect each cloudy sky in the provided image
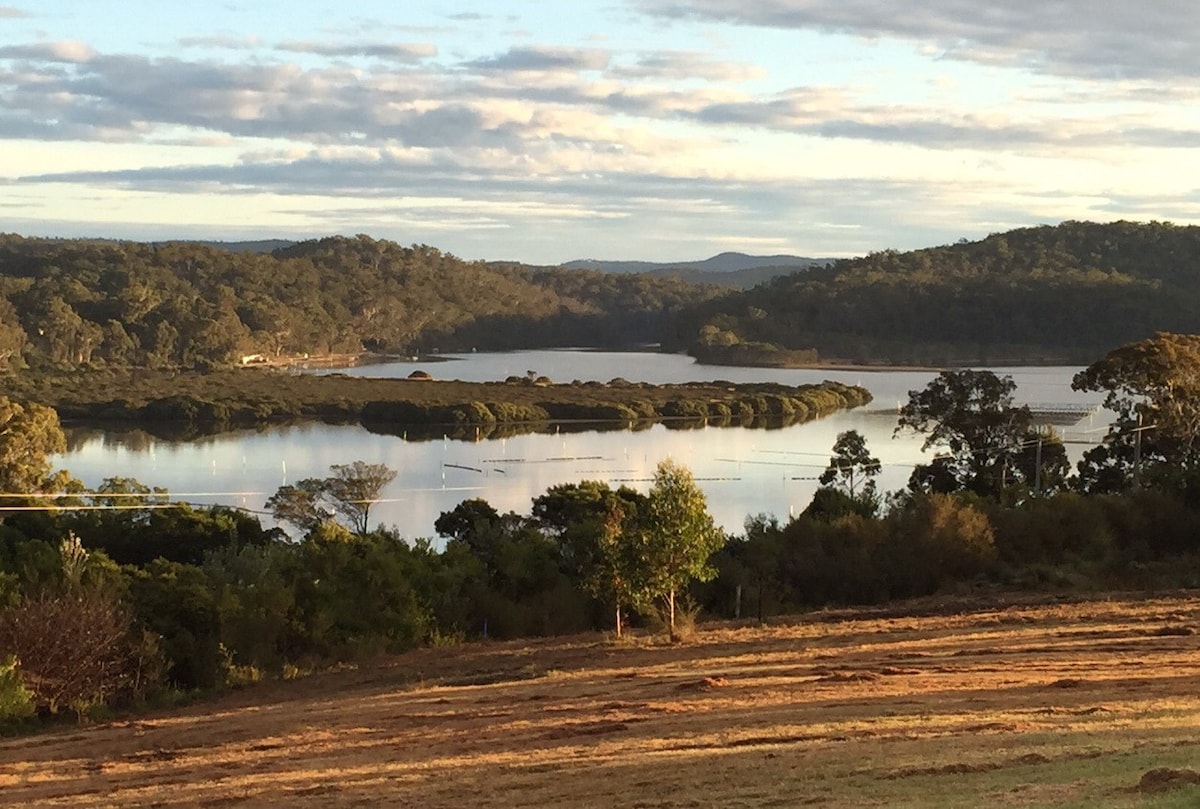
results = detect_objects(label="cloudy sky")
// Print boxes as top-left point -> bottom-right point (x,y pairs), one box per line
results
2,1 -> 1198,263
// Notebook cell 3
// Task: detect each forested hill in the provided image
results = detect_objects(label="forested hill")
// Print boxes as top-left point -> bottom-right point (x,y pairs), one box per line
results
0,233 -> 721,371
670,220 -> 1200,365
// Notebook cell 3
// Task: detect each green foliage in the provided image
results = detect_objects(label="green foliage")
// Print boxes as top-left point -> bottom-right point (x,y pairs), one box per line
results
126,560 -> 222,690
532,481 -> 649,636
267,462 -> 397,537
635,459 -> 726,634
66,495 -> 272,567
898,370 -> 1067,498
0,655 -> 34,724
0,396 -> 71,495
436,501 -> 591,638
885,494 -> 997,594
818,429 -> 881,502
1074,332 -> 1200,494
285,531 -> 430,660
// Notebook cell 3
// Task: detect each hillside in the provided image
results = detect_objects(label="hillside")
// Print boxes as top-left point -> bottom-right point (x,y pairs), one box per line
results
0,234 -> 721,371
3,594 -> 1198,808
671,220 -> 1200,365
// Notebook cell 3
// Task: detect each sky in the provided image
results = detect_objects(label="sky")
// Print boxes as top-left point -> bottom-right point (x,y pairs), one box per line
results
2,1 -> 1199,264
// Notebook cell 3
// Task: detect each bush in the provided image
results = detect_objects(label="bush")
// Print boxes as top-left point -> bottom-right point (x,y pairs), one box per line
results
0,655 -> 34,724
884,494 -> 997,596
0,592 -> 140,717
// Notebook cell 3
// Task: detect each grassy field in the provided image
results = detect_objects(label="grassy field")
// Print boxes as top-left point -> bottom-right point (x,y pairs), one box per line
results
2,594 -> 1200,807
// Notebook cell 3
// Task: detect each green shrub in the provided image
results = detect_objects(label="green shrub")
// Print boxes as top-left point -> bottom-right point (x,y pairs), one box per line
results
0,655 -> 34,724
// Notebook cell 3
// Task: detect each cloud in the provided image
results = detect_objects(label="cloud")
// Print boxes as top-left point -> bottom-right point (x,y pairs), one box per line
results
637,0 -> 1200,81
177,35 -> 264,50
4,37 -> 1200,160
468,45 -> 611,72
0,40 -> 96,63
610,51 -> 765,82
0,6 -> 28,18
275,41 -> 437,61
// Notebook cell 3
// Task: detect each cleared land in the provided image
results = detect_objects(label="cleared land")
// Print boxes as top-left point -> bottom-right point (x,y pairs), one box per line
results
3,595 -> 1200,808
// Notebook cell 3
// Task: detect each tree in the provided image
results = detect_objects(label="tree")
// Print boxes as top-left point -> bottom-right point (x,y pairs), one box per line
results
0,397 -> 71,496
532,481 -> 649,637
896,370 -> 1064,498
266,461 -> 397,537
0,298 -> 27,372
636,459 -> 725,635
324,462 -> 397,536
818,430 -> 880,502
265,479 -> 329,536
1073,332 -> 1200,492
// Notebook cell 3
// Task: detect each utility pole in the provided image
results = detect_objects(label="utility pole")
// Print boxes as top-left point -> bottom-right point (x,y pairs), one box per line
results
1034,433 -> 1043,496
1133,412 -> 1143,492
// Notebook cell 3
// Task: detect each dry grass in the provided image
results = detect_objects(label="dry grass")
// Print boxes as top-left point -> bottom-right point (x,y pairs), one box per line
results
3,595 -> 1200,807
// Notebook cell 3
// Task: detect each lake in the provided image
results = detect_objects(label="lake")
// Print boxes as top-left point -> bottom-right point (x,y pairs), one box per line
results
57,351 -> 1109,539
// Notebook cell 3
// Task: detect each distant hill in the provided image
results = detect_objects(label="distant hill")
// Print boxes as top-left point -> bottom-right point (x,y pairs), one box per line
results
669,220 -> 1200,366
563,252 -> 829,275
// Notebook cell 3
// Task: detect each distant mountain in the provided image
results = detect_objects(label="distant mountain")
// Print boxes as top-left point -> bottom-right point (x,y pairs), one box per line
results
562,252 -> 830,275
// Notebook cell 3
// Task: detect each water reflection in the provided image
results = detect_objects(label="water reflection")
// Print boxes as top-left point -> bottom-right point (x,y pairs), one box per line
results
57,352 -> 1108,539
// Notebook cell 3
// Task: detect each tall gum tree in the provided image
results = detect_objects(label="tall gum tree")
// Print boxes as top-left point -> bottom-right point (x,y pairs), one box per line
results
637,459 -> 725,635
1073,332 -> 1200,491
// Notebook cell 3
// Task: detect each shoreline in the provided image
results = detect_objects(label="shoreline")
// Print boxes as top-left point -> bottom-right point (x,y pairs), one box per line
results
267,349 -> 1082,376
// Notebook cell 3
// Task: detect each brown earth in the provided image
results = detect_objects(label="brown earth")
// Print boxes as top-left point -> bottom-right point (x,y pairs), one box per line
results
4,594 -> 1200,808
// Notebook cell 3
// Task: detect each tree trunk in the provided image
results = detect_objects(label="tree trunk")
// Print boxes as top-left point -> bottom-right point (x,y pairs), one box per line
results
615,604 -> 622,638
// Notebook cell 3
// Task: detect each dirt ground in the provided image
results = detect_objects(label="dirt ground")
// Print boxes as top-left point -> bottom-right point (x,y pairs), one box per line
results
3,594 -> 1200,808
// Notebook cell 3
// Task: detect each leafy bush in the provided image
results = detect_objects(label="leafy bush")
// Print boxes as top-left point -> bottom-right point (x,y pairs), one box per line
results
0,655 -> 34,724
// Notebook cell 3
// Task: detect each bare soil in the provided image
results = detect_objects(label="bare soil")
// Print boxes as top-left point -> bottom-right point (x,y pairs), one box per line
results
4,594 -> 1200,808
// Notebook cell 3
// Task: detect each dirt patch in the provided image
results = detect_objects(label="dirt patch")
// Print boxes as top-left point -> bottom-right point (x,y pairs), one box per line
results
676,675 -> 729,691
1134,768 -> 1200,793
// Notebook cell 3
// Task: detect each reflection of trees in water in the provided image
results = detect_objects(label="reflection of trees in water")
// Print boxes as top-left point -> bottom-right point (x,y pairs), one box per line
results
64,426 -> 159,453
363,419 -> 659,443
68,410 -> 817,449
65,421 -> 292,446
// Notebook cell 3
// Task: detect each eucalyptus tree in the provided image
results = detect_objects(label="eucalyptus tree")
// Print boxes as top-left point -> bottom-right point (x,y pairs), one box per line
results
1073,332 -> 1200,493
266,461 -> 397,538
636,459 -> 725,634
897,370 -> 1067,498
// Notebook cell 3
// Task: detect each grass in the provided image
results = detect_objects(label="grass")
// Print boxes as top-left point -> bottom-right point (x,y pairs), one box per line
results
1,594 -> 1199,807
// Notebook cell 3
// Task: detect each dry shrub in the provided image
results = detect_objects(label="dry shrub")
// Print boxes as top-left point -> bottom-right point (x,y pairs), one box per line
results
0,591 -> 146,718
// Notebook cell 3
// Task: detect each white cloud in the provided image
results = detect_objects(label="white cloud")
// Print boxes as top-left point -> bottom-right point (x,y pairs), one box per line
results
637,0 -> 1200,82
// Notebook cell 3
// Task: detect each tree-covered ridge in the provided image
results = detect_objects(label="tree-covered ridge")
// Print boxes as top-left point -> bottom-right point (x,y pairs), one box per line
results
672,220 -> 1200,365
0,233 -> 723,371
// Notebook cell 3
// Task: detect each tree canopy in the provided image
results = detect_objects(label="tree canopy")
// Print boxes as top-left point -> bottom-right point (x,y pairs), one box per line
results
897,370 -> 1068,498
635,459 -> 726,633
1073,332 -> 1200,493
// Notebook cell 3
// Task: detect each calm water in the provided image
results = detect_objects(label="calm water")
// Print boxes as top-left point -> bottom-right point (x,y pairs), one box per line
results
59,352 -> 1108,538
